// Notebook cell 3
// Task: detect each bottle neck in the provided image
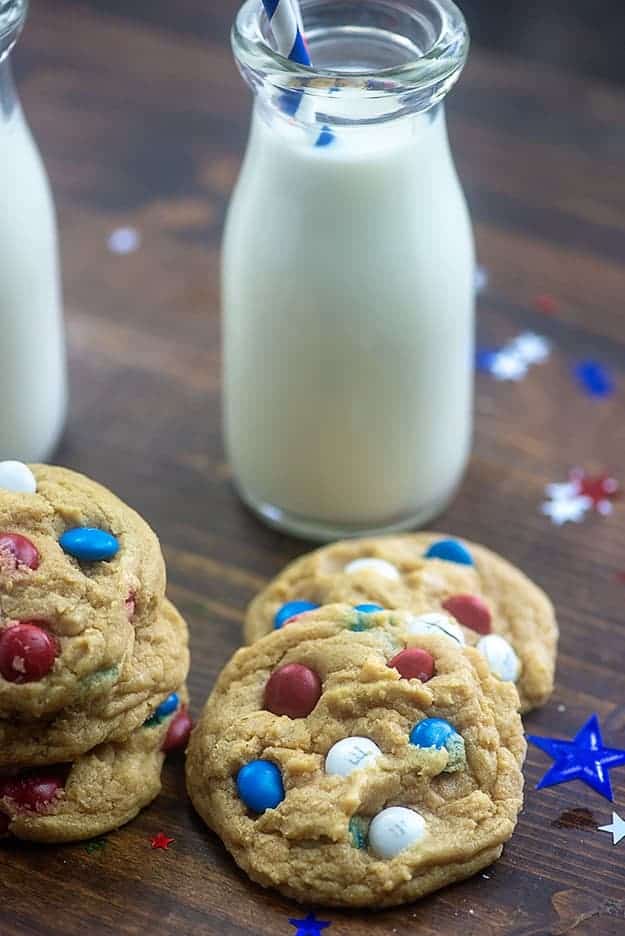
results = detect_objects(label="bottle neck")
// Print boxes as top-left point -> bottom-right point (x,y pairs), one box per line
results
0,56 -> 16,121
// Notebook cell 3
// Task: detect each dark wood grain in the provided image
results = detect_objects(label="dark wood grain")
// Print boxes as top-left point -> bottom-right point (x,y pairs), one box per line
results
2,1 -> 625,933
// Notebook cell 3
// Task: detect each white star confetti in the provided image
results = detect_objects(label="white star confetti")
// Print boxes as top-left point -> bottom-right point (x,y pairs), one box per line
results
474,265 -> 489,294
598,812 -> 625,845
541,495 -> 592,526
508,331 -> 552,366
107,227 -> 141,255
489,351 -> 529,382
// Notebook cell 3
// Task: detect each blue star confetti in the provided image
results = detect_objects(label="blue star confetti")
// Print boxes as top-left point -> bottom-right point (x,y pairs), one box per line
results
574,361 -> 615,398
289,912 -> 331,935
528,714 -> 625,801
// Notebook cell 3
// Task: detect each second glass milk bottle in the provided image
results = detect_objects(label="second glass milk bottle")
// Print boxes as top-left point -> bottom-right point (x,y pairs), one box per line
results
223,0 -> 474,540
0,0 -> 67,462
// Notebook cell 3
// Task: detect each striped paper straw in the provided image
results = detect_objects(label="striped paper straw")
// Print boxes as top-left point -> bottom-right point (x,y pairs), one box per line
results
262,0 -> 333,146
261,0 -> 311,66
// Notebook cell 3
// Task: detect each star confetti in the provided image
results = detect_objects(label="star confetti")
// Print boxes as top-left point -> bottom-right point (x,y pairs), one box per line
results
528,714 -> 625,801
477,332 -> 551,382
574,361 -> 615,399
474,265 -> 489,294
150,832 -> 174,850
598,812 -> 625,845
107,227 -> 141,255
534,294 -> 560,316
84,837 -> 107,854
541,470 -> 619,524
288,912 -> 331,936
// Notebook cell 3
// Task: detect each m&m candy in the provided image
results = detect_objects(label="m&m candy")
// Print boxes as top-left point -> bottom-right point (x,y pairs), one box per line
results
424,539 -> 474,566
0,622 -> 58,683
410,717 -> 465,770
0,533 -> 40,571
264,663 -> 321,718
325,737 -> 382,777
0,770 -> 65,811
368,806 -> 426,859
236,760 -> 285,813
405,612 -> 465,645
344,558 -> 400,581
0,461 -> 37,494
156,692 -> 179,719
477,634 -> 521,682
274,600 -> 319,630
354,603 -> 384,614
442,594 -> 491,635
59,528 -> 120,562
388,648 -> 435,682
162,707 -> 193,752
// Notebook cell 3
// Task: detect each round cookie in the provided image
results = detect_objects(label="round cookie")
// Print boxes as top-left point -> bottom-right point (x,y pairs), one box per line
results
0,598 -> 190,766
0,686 -> 191,843
0,464 -> 166,718
187,606 -> 525,908
244,533 -> 558,712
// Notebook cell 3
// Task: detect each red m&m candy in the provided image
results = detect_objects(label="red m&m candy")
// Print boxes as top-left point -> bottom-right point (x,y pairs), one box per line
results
442,595 -> 492,635
162,707 -> 193,753
0,533 -> 40,571
264,663 -> 322,718
388,648 -> 435,682
0,622 -> 59,683
0,770 -> 65,812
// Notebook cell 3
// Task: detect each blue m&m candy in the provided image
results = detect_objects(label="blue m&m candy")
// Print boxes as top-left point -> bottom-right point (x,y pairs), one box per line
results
155,692 -> 179,719
274,600 -> 319,630
354,603 -> 384,614
236,760 -> 285,813
59,527 -> 119,562
410,718 -> 466,771
424,539 -> 474,566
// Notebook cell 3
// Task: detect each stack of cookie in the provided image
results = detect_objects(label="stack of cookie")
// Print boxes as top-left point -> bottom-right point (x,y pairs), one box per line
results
0,462 -> 190,843
187,533 -> 558,908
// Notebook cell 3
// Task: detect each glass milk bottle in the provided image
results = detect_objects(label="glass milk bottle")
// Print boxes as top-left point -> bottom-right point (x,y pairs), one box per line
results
224,0 -> 474,540
0,0 -> 67,462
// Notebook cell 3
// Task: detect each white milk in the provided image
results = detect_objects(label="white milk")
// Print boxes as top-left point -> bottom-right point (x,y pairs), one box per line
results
223,105 -> 474,536
0,87 -> 66,462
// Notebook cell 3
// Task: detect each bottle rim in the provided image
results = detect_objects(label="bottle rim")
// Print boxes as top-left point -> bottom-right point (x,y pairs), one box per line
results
232,0 -> 469,98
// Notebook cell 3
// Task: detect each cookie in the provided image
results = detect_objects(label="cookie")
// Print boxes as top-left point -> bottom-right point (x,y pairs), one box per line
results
0,464 -> 166,718
244,533 -> 558,712
187,606 -> 525,908
0,598 -> 189,766
0,686 -> 191,843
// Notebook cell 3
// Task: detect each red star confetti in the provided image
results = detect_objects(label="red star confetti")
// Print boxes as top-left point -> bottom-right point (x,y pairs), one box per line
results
570,469 -> 620,515
534,293 -> 560,316
150,832 -> 174,850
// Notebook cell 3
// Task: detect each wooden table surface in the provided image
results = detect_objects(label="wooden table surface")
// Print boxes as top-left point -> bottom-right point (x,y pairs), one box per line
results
3,1 -> 625,933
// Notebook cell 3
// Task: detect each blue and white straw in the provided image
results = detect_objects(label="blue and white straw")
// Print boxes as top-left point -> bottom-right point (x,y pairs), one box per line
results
261,0 -> 333,146
261,0 -> 311,66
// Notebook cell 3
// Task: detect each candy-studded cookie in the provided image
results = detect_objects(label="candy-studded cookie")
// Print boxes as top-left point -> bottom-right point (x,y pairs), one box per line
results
187,606 -> 525,908
0,598 -> 190,766
244,533 -> 558,712
0,463 -> 166,718
0,685 -> 191,843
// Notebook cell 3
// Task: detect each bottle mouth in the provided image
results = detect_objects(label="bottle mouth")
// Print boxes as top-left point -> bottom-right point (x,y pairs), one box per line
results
0,0 -> 27,55
233,0 -> 469,106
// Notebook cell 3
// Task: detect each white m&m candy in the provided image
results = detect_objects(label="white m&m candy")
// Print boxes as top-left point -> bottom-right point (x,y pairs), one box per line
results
344,558 -> 400,581
0,461 -> 37,494
325,737 -> 382,778
405,612 -> 465,646
369,806 -> 426,859
477,634 -> 521,682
